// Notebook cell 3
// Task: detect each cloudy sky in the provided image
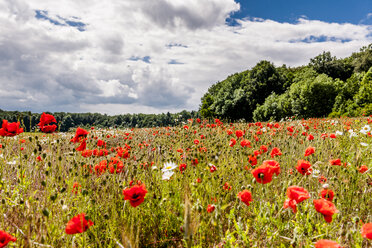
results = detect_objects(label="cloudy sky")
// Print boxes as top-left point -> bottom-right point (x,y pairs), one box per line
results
0,0 -> 371,115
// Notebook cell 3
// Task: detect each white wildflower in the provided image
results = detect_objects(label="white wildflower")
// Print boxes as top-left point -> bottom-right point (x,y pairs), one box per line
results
360,125 -> 371,135
161,162 -> 177,172
7,160 -> 17,165
312,169 -> 320,178
348,129 -> 357,137
161,162 -> 177,180
335,131 -> 343,136
162,170 -> 175,180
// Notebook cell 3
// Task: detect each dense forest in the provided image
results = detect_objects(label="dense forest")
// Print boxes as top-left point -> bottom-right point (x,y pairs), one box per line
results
199,44 -> 372,121
0,110 -> 200,132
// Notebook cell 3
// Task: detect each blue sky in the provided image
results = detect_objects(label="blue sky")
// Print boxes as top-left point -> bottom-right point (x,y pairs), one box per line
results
0,0 -> 371,115
232,0 -> 371,24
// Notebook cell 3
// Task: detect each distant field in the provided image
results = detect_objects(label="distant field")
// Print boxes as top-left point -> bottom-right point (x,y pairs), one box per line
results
0,117 -> 371,247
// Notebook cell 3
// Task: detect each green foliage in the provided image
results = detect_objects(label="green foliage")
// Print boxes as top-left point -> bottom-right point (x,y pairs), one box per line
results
355,67 -> 372,107
289,69 -> 339,118
332,72 -> 364,116
253,92 -> 293,122
0,110 -> 200,132
309,51 -> 354,81
201,45 -> 371,122
200,61 -> 288,121
352,44 -> 372,73
199,93 -> 216,118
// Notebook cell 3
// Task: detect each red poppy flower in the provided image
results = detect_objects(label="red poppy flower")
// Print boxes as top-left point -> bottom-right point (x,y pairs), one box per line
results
307,134 -> 314,140
65,213 -> 94,234
0,120 -> 24,137
94,160 -> 107,175
72,182 -> 81,195
329,133 -> 336,138
235,130 -> 244,138
318,176 -> 327,184
38,113 -> 57,133
237,190 -> 252,206
321,133 -> 328,139
361,223 -> 372,239
313,198 -> 338,223
38,112 -> 56,126
194,139 -> 200,145
0,230 -> 17,247
320,189 -> 334,202
207,204 -> 215,213
248,155 -> 257,166
40,124 -> 57,133
81,149 -> 93,158
108,157 -> 124,174
97,139 -> 106,147
286,186 -> 310,203
270,147 -> 282,158
304,146 -> 315,157
123,184 -> 148,207
222,182 -> 232,191
192,158 -> 199,166
263,160 -> 280,176
229,138 -> 236,147
283,186 -> 310,213
210,165 -> 217,173
179,163 -> 187,173
240,139 -> 251,148
76,138 -> 87,151
359,165 -> 368,174
251,164 -> 274,184
260,145 -> 268,153
70,127 -> 89,143
329,159 -> 341,166
117,147 -> 130,159
314,239 -> 341,248
296,160 -> 312,175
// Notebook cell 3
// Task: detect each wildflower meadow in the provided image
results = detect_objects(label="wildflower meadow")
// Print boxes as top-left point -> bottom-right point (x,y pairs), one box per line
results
0,114 -> 371,247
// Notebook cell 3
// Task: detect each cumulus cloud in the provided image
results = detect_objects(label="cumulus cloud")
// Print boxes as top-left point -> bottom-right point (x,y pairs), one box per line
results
0,0 -> 371,114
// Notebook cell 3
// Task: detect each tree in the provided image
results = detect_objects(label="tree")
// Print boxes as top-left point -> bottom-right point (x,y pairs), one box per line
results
309,51 -> 354,81
352,44 -> 372,73
332,72 -> 364,115
253,92 -> 293,121
355,67 -> 372,107
60,115 -> 74,132
289,68 -> 338,118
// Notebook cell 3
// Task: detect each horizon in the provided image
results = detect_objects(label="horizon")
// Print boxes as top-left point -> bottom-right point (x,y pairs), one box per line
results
0,0 -> 371,115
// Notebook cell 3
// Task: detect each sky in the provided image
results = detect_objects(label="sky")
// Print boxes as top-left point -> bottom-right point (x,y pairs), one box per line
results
0,0 -> 371,115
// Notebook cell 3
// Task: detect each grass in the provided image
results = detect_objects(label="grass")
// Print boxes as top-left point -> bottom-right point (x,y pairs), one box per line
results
0,117 -> 371,247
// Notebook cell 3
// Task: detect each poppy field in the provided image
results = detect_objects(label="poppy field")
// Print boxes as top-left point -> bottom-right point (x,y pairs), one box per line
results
0,114 -> 371,247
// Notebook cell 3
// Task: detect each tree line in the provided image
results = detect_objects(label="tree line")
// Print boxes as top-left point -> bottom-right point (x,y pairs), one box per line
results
199,44 -> 372,121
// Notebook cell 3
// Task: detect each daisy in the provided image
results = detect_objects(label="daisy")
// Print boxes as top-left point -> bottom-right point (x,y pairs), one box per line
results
360,125 -> 371,135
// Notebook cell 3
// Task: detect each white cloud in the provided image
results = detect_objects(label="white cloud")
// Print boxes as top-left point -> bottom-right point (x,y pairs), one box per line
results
0,0 -> 371,114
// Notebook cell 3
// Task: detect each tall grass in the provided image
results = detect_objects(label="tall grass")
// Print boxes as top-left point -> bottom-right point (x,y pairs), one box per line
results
0,117 -> 371,247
